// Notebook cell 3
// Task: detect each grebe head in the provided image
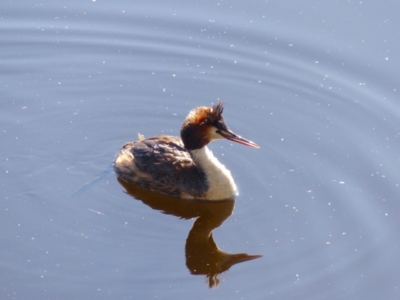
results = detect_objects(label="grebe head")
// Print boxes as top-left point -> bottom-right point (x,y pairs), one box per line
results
180,102 -> 260,150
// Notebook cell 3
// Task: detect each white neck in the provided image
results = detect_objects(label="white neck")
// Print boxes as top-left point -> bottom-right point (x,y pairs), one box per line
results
190,146 -> 237,200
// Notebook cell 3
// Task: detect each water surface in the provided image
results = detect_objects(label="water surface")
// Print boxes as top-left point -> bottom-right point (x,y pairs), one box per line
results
1,1 -> 400,299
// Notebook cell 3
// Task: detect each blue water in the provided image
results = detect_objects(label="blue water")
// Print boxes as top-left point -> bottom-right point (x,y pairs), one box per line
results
1,1 -> 399,299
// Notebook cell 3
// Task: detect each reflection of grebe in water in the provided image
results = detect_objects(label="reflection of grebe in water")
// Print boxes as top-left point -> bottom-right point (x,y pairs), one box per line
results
185,200 -> 262,287
118,178 -> 262,288
114,102 -> 259,200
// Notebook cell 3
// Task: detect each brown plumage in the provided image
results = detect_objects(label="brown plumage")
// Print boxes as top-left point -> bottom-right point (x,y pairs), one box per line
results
114,136 -> 209,198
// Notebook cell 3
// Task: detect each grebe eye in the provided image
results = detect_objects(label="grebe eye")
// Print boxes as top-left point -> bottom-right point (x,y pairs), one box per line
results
216,120 -> 226,129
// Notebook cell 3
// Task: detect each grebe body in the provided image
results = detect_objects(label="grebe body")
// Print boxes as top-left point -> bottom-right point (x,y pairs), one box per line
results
114,102 -> 259,200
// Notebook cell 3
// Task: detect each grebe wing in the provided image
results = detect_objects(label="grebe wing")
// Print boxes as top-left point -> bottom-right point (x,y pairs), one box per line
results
116,135 -> 208,198
131,136 -> 192,174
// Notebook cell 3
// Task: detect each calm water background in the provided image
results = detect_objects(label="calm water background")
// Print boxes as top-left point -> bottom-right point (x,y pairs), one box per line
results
1,1 -> 400,299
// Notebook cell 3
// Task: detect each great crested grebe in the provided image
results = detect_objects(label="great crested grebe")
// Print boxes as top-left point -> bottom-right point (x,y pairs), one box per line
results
114,102 -> 259,200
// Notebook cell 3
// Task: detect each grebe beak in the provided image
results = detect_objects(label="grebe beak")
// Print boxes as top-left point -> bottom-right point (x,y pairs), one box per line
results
217,129 -> 260,148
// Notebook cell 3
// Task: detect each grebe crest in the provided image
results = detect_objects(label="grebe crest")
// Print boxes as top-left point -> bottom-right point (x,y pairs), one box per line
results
114,102 -> 259,200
